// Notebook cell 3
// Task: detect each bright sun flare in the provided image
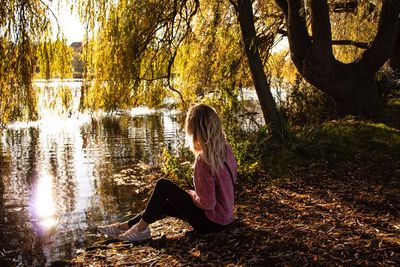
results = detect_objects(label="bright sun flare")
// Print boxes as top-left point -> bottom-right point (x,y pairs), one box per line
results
32,173 -> 57,230
50,1 -> 84,43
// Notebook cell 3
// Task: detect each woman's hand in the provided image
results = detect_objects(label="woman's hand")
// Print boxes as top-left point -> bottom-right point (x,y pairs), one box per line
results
185,189 -> 195,196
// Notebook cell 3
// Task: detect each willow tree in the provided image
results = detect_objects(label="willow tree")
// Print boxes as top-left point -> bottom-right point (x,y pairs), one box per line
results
76,0 -> 199,111
275,0 -> 400,116
0,0 -> 72,125
173,0 -> 252,117
0,0 -> 46,124
35,38 -> 74,80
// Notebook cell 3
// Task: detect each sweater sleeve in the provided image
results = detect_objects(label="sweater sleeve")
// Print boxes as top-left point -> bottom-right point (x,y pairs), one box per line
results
189,157 -> 216,210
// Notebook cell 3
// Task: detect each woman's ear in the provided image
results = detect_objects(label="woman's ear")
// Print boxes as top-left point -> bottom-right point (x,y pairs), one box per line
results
194,140 -> 202,152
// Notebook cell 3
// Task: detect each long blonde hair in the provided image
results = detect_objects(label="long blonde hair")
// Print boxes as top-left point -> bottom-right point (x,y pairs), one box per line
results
185,103 -> 227,174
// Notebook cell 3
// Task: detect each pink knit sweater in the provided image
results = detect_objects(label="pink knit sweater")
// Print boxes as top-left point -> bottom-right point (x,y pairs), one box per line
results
187,144 -> 238,225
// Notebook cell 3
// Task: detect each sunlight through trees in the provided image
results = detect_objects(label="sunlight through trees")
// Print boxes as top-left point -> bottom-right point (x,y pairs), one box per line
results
1,0 -> 399,126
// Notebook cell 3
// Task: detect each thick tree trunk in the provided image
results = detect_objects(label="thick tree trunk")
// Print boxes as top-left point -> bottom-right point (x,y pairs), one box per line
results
297,59 -> 379,116
276,0 -> 400,117
389,29 -> 400,74
235,0 -> 283,134
329,63 -> 379,116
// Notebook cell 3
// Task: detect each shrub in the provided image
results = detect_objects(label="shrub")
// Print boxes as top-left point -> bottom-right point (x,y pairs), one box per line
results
162,145 -> 194,188
376,69 -> 400,105
280,76 -> 336,126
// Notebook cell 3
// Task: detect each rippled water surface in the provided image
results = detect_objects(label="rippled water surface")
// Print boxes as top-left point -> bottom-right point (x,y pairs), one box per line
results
0,83 -> 183,265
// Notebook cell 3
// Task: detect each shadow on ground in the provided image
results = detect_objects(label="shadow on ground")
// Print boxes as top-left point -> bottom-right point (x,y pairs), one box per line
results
72,170 -> 399,266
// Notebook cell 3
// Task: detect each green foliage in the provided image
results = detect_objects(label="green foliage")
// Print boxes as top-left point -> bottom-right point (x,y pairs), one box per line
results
173,0 -> 252,106
76,0 -> 254,113
78,0 -> 198,111
223,115 -> 400,182
279,75 -> 336,125
376,69 -> 400,105
204,85 -> 241,127
59,86 -> 73,116
35,38 -> 74,80
296,121 -> 399,161
162,145 -> 194,188
226,126 -> 269,180
37,85 -> 74,117
0,35 -> 38,125
0,0 -> 76,124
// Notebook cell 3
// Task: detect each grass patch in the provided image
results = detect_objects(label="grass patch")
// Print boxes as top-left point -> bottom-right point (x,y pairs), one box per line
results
293,120 -> 400,162
226,119 -> 400,187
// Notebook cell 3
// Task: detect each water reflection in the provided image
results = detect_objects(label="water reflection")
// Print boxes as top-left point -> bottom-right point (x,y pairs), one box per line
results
0,105 -> 182,266
32,173 -> 57,230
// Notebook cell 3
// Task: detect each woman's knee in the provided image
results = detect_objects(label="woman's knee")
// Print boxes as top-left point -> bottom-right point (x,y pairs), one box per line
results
154,178 -> 184,198
155,178 -> 175,189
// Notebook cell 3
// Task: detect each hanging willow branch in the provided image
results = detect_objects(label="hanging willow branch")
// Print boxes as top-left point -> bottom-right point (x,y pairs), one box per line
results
75,0 -> 200,110
0,0 -> 59,124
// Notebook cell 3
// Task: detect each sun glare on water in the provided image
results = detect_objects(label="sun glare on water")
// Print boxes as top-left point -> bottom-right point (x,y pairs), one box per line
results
32,173 -> 58,231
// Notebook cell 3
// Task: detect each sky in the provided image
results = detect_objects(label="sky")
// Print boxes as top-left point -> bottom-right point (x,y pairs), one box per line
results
50,2 -> 84,44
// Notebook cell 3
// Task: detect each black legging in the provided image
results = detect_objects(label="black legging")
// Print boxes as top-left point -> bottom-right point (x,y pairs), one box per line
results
128,178 -> 226,233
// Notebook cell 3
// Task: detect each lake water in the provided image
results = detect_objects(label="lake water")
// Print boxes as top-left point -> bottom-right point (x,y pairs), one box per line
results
0,80 -> 265,266
0,81 -> 184,266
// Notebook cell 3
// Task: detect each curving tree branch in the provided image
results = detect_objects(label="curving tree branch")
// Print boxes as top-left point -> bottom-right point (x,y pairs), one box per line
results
277,29 -> 370,49
285,0 -> 311,69
275,0 -> 288,18
310,0 -> 333,61
274,0 -> 400,116
357,0 -> 400,75
331,39 -> 369,49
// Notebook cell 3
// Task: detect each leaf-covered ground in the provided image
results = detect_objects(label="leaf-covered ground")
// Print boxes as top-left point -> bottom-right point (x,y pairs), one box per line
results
71,161 -> 399,266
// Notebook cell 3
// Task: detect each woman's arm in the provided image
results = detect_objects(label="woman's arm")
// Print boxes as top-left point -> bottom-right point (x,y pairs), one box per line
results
187,158 -> 216,210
